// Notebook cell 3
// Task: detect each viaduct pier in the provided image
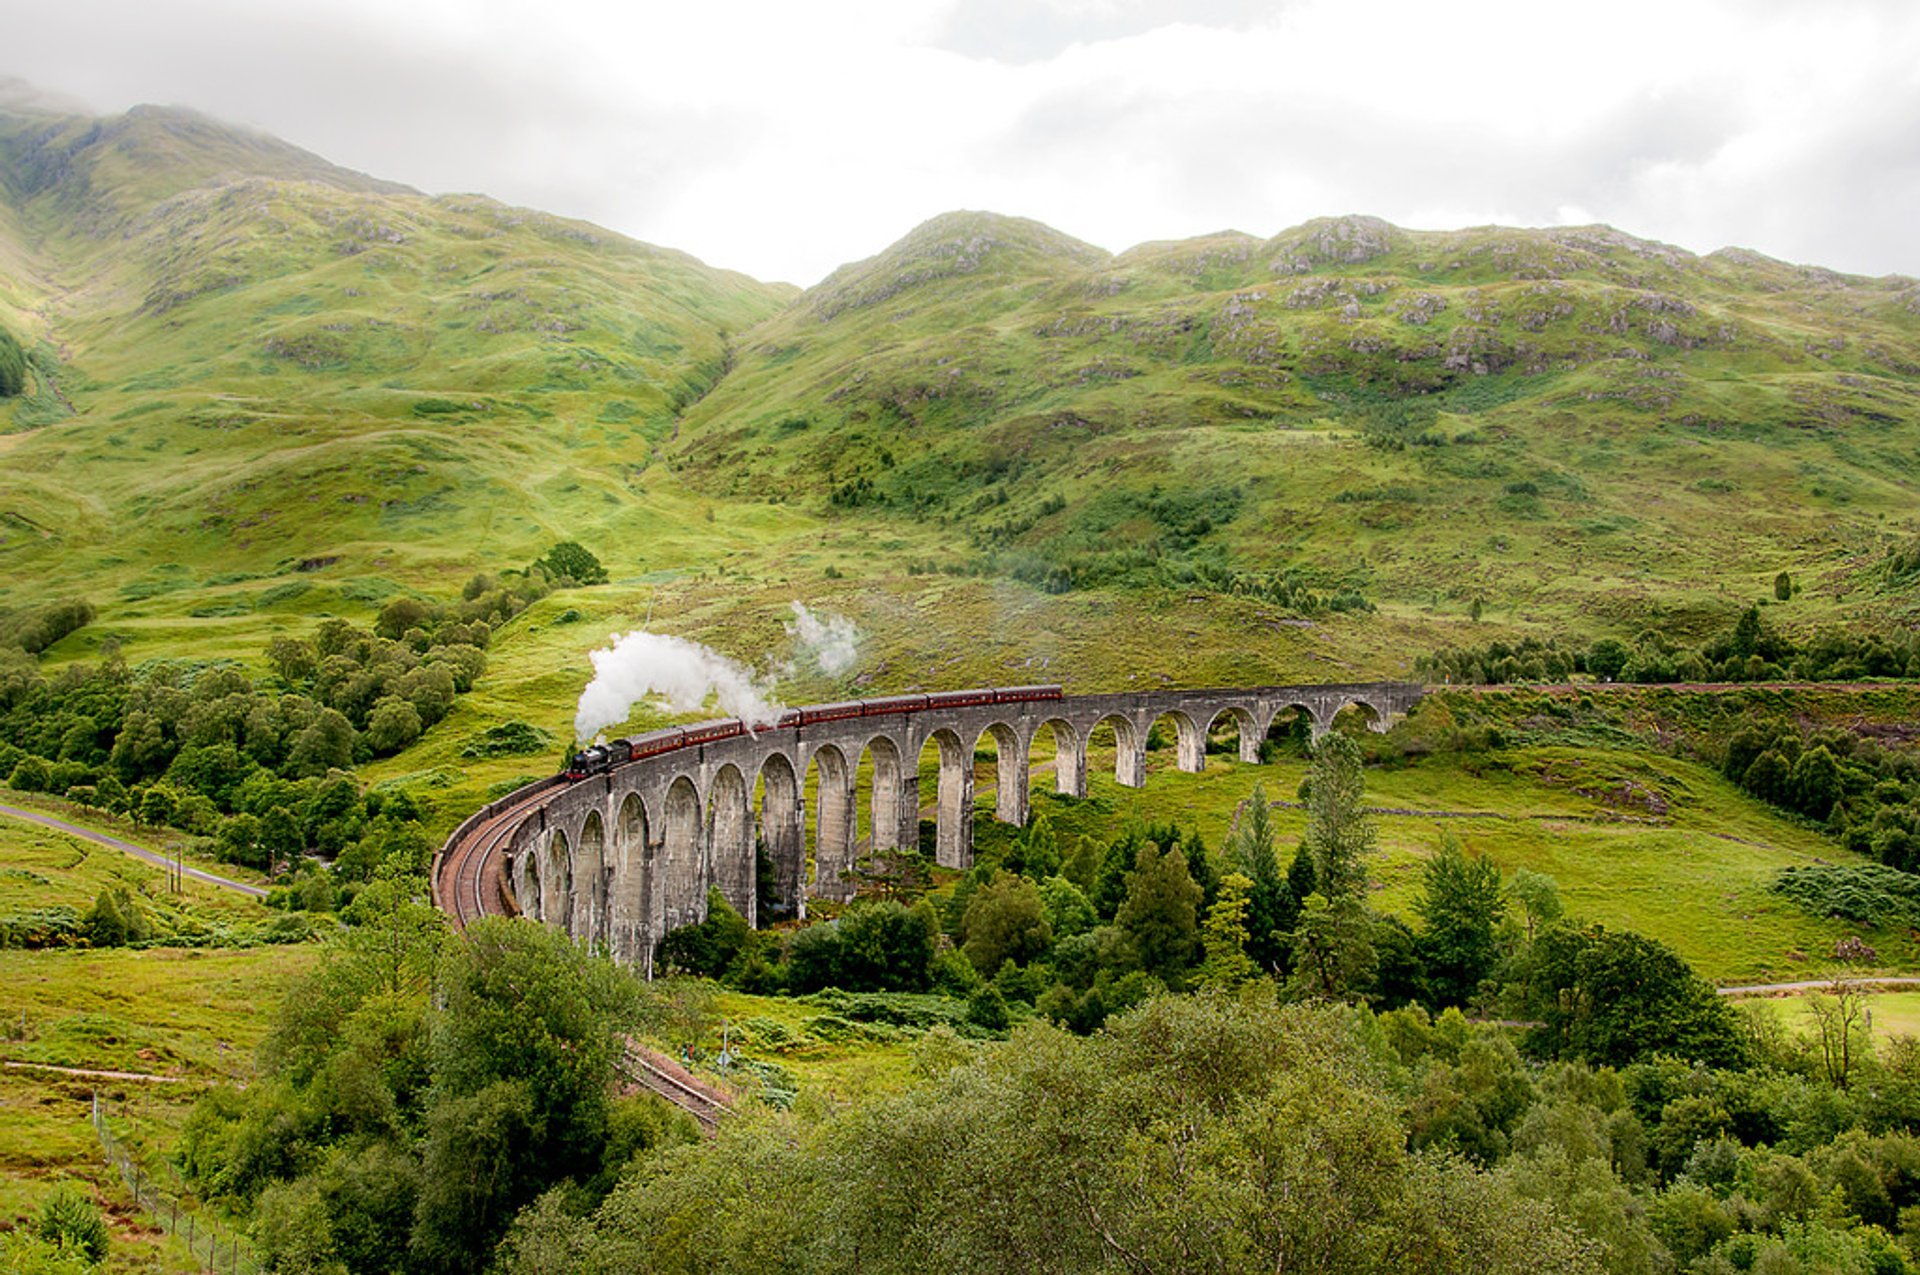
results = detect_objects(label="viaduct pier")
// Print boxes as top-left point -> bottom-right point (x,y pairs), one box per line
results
432,681 -> 1423,973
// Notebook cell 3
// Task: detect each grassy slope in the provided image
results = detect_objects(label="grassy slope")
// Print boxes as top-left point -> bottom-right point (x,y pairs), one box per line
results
0,101 -> 793,647
1005,736 -> 1900,986
0,813 -> 263,925
674,211 -> 1920,641
0,804 -> 304,1270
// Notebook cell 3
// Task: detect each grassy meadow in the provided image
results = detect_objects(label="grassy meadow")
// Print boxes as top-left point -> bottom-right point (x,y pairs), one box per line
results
0,810 -> 310,1270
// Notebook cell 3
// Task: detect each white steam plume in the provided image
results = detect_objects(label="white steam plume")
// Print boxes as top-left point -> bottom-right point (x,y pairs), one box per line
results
574,630 -> 785,742
784,602 -> 860,676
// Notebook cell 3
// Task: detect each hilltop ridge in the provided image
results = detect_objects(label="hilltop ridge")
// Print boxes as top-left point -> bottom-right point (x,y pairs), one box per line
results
0,93 -> 793,627
0,100 -> 414,238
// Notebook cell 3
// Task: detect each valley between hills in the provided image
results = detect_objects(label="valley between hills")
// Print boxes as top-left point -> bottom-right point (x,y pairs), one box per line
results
5,84 -> 1920,1274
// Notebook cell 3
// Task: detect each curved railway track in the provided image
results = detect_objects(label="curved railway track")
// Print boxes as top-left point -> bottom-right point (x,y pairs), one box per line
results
620,1044 -> 737,1135
431,779 -> 563,929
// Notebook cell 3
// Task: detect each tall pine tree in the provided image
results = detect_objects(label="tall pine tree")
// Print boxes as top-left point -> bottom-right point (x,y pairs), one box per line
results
1225,785 -> 1290,974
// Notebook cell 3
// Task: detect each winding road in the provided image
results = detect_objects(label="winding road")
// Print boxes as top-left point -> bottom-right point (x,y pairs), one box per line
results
0,802 -> 267,899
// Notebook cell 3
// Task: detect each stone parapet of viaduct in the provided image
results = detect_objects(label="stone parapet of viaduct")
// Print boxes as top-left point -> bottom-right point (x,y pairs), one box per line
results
433,681 -> 1422,975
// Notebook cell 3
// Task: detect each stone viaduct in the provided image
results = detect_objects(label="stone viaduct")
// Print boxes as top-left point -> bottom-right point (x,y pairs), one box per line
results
435,681 -> 1423,975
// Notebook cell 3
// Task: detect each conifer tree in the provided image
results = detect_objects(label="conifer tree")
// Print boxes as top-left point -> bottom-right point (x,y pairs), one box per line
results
1115,842 -> 1202,986
1199,872 -> 1257,991
1413,834 -> 1504,1006
1289,733 -> 1378,1000
1225,785 -> 1290,973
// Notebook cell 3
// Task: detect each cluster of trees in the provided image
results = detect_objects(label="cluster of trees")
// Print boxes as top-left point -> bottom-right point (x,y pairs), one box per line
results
951,481 -> 1372,612
1422,607 -> 1920,686
493,988 -> 1920,1275
0,599 -> 94,655
0,622 -> 458,910
173,849 -> 1920,1275
0,547 -> 617,922
177,864 -> 681,1275
0,541 -> 616,870
985,545 -> 1374,614
1724,719 -> 1920,871
177,728 -> 1920,1274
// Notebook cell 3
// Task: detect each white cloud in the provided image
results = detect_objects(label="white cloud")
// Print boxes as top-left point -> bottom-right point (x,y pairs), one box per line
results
5,0 -> 1919,282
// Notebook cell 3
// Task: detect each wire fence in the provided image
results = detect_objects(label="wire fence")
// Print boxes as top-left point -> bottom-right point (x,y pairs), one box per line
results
92,1091 -> 263,1275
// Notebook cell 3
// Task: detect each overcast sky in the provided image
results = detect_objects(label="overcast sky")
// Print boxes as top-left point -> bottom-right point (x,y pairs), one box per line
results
7,0 -> 1920,285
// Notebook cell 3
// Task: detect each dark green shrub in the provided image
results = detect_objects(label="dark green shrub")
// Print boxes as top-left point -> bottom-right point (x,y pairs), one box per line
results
36,1185 -> 108,1263
1772,863 -> 1920,927
0,326 -> 26,398
536,541 -> 607,586
966,983 -> 1010,1031
656,888 -> 749,978
460,721 -> 551,759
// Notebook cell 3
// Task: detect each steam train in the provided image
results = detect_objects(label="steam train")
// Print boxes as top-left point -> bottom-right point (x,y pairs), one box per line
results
562,685 -> 1064,781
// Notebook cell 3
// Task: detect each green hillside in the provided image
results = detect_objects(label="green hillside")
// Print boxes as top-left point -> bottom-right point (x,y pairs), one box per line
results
0,97 -> 793,653
2,94 -> 1918,695
675,210 -> 1920,639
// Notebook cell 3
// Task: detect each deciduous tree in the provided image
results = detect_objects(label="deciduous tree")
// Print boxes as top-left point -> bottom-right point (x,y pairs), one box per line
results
962,871 -> 1052,977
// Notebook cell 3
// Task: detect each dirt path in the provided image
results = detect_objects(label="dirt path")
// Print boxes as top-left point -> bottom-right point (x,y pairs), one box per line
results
0,802 -> 267,898
1719,977 -> 1920,996
3,1060 -> 192,1084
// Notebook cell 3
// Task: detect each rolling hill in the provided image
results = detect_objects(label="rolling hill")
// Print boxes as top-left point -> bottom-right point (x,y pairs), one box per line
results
0,91 -> 1917,702
672,209 -> 1920,638
0,90 -> 793,637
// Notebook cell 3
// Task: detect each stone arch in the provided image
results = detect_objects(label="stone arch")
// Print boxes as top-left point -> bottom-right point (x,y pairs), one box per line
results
1090,713 -> 1145,788
1331,699 -> 1386,736
1150,709 -> 1205,774
1264,703 -> 1319,756
860,734 -> 910,855
660,776 -> 704,935
541,827 -> 573,930
511,818 -> 542,919
809,744 -> 856,903
708,763 -> 754,925
574,809 -> 606,948
1205,705 -> 1261,764
612,791 -> 649,967
918,727 -> 972,870
1038,717 -> 1085,798
977,721 -> 1029,827
757,752 -> 804,923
